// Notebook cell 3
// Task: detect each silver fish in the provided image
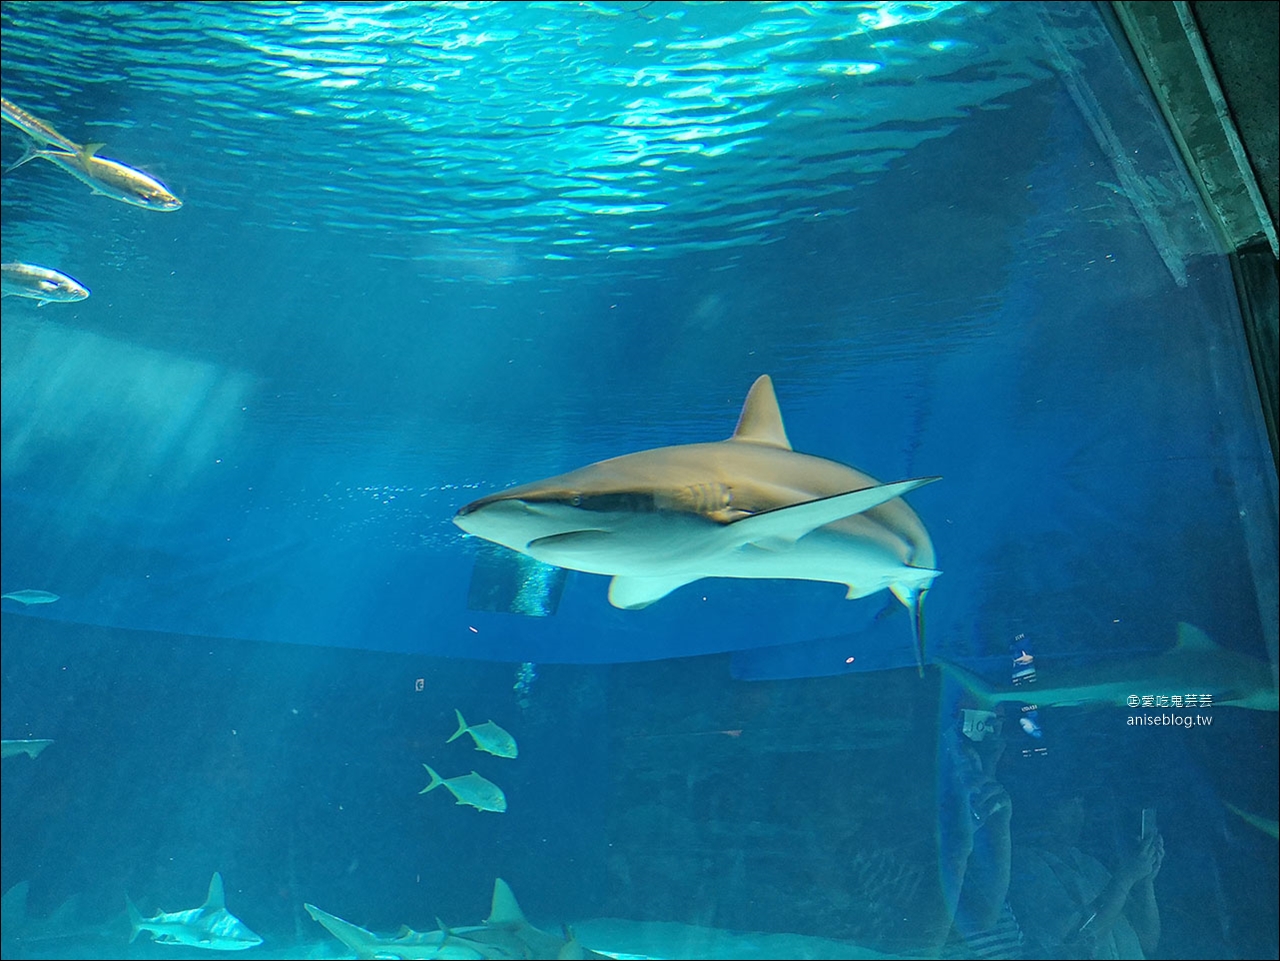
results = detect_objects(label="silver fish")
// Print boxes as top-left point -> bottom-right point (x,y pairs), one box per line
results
447,709 -> 518,759
1,263 -> 89,306
420,764 -> 507,813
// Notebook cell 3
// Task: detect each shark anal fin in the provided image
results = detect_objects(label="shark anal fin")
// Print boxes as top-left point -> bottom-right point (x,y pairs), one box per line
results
608,574 -> 701,609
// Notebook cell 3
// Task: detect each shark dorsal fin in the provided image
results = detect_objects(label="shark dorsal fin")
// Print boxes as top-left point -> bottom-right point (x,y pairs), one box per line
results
730,375 -> 792,450
1175,621 -> 1217,649
486,878 -> 526,927
203,873 -> 226,912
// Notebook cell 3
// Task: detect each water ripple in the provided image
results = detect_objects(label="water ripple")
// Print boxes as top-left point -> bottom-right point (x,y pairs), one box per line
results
2,1 -> 1053,268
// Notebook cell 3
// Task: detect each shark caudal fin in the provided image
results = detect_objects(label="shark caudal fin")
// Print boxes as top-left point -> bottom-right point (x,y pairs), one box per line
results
304,903 -> 381,955
125,894 -> 143,944
936,658 -> 1001,706
447,709 -> 469,744
420,763 -> 444,794
889,583 -> 933,676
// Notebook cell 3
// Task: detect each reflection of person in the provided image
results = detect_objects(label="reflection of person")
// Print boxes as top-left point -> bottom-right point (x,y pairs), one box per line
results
943,721 -> 1025,960
1010,793 -> 1163,960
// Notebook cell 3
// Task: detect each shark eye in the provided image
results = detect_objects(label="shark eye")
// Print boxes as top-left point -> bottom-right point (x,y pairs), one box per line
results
570,493 -> 583,506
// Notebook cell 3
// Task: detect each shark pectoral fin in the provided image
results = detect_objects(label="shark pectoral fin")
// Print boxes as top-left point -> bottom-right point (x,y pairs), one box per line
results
526,530 -> 610,561
608,574 -> 701,609
726,477 -> 941,547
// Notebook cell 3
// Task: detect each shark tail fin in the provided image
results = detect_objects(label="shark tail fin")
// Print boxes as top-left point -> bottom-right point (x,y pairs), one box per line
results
486,878 -> 526,927
304,903 -> 381,955
937,658 -> 1001,706
890,583 -> 930,677
420,763 -> 444,794
447,709 -> 469,744
125,894 -> 143,943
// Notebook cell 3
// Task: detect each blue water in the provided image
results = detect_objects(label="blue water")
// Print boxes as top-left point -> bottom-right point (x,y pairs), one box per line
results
2,2 -> 1276,959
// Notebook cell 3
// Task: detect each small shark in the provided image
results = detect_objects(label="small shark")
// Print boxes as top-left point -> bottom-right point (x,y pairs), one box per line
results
305,878 -> 610,959
455,375 -> 940,671
1,739 -> 54,760
420,764 -> 507,813
448,709 -> 518,759
126,872 -> 263,951
942,622 -> 1278,712
0,589 -> 60,605
1224,802 -> 1279,841
2,882 -> 102,953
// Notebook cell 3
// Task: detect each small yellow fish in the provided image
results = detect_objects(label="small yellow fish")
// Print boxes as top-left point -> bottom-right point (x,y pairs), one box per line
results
420,764 -> 507,813
447,708 -> 518,759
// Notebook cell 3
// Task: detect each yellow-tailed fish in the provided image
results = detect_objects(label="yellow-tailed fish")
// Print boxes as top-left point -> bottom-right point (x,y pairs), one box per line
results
13,144 -> 181,211
1,262 -> 89,305
447,708 -> 518,758
420,764 -> 507,813
2,96 -> 181,211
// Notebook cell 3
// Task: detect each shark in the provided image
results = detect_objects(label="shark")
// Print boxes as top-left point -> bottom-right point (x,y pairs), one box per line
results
1,739 -> 54,760
454,375 -> 940,671
126,872 -> 263,951
305,877 -> 611,960
941,622 -> 1278,712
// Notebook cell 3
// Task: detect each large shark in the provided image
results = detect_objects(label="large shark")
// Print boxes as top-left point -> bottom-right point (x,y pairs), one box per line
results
126,872 -> 263,951
455,375 -> 941,670
305,877 -> 610,959
942,622 -> 1278,712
